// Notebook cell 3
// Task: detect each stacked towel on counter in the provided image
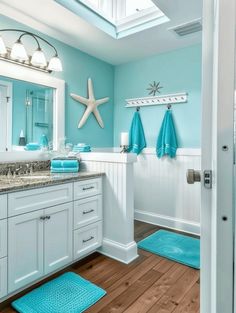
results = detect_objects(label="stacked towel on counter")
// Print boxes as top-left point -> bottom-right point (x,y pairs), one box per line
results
129,111 -> 146,155
73,143 -> 91,153
156,109 -> 178,158
51,157 -> 79,173
24,143 -> 41,151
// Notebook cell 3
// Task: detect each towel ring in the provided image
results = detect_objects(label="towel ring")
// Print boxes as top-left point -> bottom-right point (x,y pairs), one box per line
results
136,106 -> 140,112
167,104 -> 172,110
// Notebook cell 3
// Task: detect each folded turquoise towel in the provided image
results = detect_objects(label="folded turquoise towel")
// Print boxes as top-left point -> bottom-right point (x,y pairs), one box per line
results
51,160 -> 78,168
156,110 -> 178,158
51,167 -> 79,173
24,143 -> 41,151
73,144 -> 91,152
129,111 -> 146,155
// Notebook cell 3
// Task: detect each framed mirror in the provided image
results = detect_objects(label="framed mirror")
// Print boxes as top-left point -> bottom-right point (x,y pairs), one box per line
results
0,60 -> 65,161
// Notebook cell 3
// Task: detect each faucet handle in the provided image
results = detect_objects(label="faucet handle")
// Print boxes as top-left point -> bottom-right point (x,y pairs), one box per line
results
7,168 -> 12,179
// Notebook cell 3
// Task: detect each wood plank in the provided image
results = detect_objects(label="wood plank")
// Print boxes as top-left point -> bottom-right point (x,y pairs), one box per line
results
98,269 -> 163,313
86,255 -> 162,312
123,262 -> 187,313
172,283 -> 200,313
100,253 -> 150,290
147,268 -> 199,313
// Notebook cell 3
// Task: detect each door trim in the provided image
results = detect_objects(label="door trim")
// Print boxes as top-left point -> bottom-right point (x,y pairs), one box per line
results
0,80 -> 12,151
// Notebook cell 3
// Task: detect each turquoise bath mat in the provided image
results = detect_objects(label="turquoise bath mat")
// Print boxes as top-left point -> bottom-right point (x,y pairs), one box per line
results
138,229 -> 200,269
12,272 -> 106,313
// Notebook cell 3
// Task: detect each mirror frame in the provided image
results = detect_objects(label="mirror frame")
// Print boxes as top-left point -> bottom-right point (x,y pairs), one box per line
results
0,60 -> 65,162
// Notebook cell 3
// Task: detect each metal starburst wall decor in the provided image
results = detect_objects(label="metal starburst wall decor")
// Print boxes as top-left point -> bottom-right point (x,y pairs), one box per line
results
146,81 -> 163,96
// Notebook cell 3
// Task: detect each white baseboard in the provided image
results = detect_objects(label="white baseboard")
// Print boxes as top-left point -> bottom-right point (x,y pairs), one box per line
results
135,210 -> 200,236
98,238 -> 138,264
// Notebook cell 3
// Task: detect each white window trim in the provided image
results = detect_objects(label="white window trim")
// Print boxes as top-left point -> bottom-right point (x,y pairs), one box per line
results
78,0 -> 164,32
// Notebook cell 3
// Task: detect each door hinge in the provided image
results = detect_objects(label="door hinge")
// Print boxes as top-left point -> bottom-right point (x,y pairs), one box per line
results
6,96 -> 10,103
204,170 -> 212,189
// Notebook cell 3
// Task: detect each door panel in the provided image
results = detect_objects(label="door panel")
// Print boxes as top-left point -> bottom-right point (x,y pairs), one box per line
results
8,211 -> 44,293
44,203 -> 73,275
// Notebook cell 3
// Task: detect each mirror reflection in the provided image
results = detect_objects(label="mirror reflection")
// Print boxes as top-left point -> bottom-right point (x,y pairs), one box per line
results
0,76 -> 54,152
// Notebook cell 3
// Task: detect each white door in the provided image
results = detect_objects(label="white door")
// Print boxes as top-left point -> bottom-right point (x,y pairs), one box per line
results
0,81 -> 12,151
194,0 -> 235,312
8,211 -> 44,293
44,203 -> 73,275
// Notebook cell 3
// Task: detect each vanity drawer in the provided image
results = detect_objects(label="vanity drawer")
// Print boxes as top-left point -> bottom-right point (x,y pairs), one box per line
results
0,195 -> 7,220
74,178 -> 102,200
0,219 -> 7,258
74,221 -> 102,260
74,195 -> 102,229
8,183 -> 73,217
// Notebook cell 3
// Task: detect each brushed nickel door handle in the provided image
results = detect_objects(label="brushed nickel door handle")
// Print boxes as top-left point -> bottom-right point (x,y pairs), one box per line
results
186,169 -> 201,184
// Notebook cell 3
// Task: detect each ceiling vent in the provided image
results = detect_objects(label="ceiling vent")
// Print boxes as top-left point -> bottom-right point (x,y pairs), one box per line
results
169,19 -> 202,37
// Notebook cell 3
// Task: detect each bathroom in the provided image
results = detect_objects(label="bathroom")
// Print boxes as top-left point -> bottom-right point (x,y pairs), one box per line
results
0,0 -> 234,312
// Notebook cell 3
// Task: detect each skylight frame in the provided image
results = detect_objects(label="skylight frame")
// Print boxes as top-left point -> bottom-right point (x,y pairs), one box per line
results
55,0 -> 169,39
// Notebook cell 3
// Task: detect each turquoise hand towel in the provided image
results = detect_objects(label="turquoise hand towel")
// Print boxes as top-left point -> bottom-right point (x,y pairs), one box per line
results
156,110 -> 178,158
50,167 -> 79,173
129,112 -> 146,155
51,160 -> 78,168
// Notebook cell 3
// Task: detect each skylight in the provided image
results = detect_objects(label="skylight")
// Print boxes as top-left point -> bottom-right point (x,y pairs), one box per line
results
56,0 -> 169,38
125,0 -> 156,17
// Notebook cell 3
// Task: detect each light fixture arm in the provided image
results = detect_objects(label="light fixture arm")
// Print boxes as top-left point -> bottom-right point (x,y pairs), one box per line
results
0,29 -> 59,56
0,28 -> 62,73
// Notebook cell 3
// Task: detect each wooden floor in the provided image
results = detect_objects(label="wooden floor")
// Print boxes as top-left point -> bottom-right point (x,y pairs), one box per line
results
1,221 -> 200,313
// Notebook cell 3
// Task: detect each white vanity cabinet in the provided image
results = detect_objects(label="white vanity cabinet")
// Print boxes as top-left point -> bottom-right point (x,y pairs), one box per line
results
8,202 -> 73,293
0,195 -> 7,298
2,176 -> 103,300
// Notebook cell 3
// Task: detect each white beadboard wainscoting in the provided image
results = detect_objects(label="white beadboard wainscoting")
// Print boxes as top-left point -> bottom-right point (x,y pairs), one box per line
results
80,152 -> 138,264
134,148 -> 201,235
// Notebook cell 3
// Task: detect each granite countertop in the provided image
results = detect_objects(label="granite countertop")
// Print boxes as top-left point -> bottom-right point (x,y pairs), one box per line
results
0,170 -> 104,194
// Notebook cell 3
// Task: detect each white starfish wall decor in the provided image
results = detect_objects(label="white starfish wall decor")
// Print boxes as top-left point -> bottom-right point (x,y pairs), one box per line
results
70,78 -> 109,128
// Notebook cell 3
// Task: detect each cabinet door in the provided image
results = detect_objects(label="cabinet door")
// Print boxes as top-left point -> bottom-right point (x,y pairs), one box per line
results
0,257 -> 7,299
8,211 -> 44,293
74,195 -> 102,229
44,203 -> 73,275
74,221 -> 102,260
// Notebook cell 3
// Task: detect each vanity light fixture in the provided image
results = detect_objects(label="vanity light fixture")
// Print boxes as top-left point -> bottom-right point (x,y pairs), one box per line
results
0,29 -> 63,73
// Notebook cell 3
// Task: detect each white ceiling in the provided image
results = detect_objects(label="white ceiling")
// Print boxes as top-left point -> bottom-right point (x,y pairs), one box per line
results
0,0 -> 202,65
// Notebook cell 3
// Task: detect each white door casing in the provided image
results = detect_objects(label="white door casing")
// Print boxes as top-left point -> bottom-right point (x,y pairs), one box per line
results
0,81 -> 12,152
201,0 -> 235,312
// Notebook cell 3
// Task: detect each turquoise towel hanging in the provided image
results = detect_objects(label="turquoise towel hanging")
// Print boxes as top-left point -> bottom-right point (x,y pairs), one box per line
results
156,109 -> 178,158
129,111 -> 146,155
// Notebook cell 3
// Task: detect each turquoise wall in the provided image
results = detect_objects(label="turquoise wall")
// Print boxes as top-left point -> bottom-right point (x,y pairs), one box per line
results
0,14 -> 114,147
113,45 -> 202,148
0,15 -> 202,149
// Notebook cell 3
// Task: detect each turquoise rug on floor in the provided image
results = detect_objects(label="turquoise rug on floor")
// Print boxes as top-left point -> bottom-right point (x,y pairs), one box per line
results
138,229 -> 200,269
12,272 -> 106,313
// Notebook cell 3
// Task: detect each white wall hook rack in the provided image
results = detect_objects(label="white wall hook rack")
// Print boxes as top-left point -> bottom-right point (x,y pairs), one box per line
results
125,92 -> 188,108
